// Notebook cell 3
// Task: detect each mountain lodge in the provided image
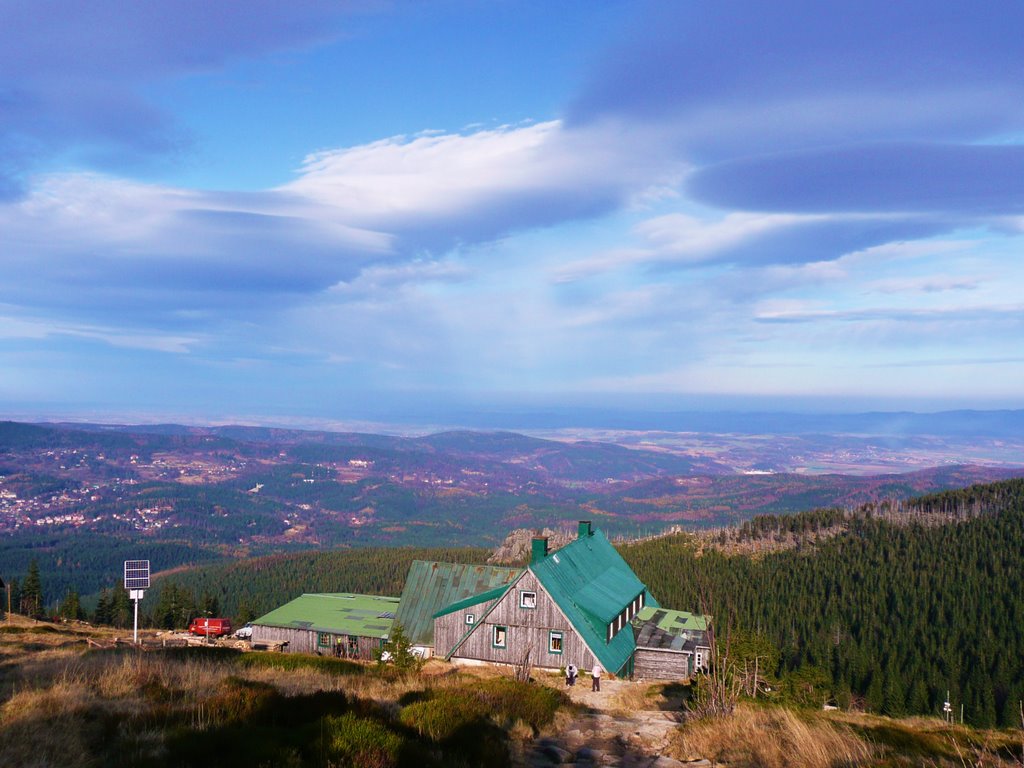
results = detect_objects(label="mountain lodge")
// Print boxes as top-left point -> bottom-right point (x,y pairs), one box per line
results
251,521 -> 710,679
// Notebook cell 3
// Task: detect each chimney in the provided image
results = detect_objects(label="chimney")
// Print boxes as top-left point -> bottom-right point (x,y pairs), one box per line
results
531,536 -> 549,564
577,520 -> 592,539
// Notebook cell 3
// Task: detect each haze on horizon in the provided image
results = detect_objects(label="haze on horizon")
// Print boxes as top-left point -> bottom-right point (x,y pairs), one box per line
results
3,1 -> 1024,425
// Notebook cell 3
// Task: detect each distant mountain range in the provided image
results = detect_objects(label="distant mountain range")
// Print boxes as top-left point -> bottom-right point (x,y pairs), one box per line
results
0,419 -> 1022,604
430,407 -> 1024,438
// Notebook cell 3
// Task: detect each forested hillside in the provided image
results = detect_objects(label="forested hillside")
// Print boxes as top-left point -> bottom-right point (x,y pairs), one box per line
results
622,478 -> 1024,727
146,545 -> 490,626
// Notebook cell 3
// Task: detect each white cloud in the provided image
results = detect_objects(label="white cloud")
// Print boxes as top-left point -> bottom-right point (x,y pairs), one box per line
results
865,275 -> 981,294
0,312 -> 200,353
282,120 -> 682,239
633,211 -> 824,261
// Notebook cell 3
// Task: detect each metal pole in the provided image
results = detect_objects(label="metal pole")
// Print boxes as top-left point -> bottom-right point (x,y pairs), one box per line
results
133,596 -> 139,644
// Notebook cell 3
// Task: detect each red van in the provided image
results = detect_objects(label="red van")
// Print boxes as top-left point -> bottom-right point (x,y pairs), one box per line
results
188,617 -> 233,638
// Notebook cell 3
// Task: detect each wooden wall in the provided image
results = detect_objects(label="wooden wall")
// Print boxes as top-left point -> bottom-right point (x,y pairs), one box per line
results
251,624 -> 382,659
634,648 -> 691,681
440,571 -> 599,671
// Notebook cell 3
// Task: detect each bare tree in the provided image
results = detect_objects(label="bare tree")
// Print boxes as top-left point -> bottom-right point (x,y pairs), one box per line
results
514,644 -> 533,683
688,582 -> 741,719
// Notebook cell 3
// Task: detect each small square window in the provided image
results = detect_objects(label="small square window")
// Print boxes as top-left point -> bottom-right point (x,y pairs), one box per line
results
549,631 -> 563,654
318,632 -> 331,647
492,625 -> 507,648
520,591 -> 537,609
465,613 -> 475,625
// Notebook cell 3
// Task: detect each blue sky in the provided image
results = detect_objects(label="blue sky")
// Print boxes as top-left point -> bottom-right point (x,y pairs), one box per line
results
3,0 -> 1024,425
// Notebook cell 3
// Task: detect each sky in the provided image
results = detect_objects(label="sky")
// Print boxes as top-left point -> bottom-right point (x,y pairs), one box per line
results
3,0 -> 1024,426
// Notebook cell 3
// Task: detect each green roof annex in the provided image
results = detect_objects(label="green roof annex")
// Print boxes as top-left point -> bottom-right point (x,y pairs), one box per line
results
395,560 -> 521,646
252,593 -> 399,638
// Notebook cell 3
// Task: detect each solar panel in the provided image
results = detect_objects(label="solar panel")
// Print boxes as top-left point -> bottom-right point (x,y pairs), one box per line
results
123,560 -> 150,590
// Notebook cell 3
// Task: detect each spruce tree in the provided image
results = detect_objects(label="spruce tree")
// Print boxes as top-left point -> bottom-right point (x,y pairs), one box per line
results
6,578 -> 18,618
58,588 -> 82,621
908,678 -> 930,715
236,599 -> 255,625
200,591 -> 220,618
152,583 -> 178,629
20,560 -> 43,618
94,589 -> 112,625
111,581 -> 132,629
865,672 -> 884,713
882,666 -> 906,717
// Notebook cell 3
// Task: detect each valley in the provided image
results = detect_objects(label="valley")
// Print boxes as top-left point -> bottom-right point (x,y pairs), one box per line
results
2,420 -> 1023,602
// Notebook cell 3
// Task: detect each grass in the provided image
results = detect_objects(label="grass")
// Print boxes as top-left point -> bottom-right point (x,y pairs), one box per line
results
671,702 -> 1024,768
320,711 -> 407,768
834,711 -> 1024,766
235,650 -> 367,677
0,621 -> 570,768
3,618 -> 1021,768
671,704 -> 876,767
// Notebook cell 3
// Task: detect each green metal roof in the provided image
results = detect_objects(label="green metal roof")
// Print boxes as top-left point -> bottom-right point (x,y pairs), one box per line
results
635,606 -> 708,633
253,593 -> 400,638
432,582 -> 514,619
530,527 -> 658,676
395,560 -> 522,645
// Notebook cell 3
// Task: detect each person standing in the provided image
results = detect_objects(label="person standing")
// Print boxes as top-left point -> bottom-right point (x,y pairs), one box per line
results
566,663 -> 577,686
591,662 -> 602,692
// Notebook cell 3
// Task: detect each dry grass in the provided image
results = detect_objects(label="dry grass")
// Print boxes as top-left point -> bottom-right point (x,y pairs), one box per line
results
671,704 -> 875,768
0,676 -> 99,768
5,621 -> 1019,768
609,680 -> 659,715
829,711 -> 1024,767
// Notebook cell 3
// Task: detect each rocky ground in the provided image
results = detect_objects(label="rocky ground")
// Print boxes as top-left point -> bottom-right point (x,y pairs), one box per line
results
520,678 -> 712,768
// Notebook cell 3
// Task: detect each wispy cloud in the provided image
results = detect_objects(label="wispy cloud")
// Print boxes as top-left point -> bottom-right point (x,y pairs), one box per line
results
755,304 -> 1024,325
282,120 -> 683,250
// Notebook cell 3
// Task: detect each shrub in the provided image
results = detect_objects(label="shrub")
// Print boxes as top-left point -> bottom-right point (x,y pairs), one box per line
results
473,677 -> 565,731
236,652 -> 366,677
376,622 -> 422,674
321,712 -> 405,768
204,677 -> 281,726
398,677 -> 566,742
399,692 -> 486,741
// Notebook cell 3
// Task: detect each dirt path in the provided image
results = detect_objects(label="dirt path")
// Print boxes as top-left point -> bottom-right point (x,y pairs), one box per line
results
519,678 -> 712,768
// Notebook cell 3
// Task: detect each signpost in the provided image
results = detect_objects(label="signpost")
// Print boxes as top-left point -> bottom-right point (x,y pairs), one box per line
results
124,560 -> 150,644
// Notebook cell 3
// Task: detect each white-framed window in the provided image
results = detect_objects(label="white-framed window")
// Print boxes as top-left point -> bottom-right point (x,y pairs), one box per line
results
520,590 -> 537,609
492,625 -> 507,648
548,630 -> 563,654
465,613 -> 475,625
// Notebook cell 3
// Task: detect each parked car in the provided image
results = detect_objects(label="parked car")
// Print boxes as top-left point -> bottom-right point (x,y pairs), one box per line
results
188,617 -> 233,638
233,624 -> 253,640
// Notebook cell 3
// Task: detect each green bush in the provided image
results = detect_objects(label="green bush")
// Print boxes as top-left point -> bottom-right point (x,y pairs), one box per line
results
204,677 -> 281,726
235,652 -> 366,676
399,693 -> 486,741
399,677 -> 566,742
473,677 -> 565,731
321,712 -> 405,768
